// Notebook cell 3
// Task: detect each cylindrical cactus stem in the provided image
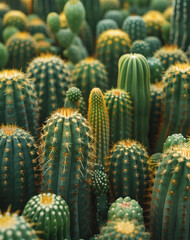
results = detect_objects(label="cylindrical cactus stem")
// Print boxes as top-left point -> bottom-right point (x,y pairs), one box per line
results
88,88 -> 109,165
117,53 -> 151,148
0,125 -> 38,212
22,193 -> 71,240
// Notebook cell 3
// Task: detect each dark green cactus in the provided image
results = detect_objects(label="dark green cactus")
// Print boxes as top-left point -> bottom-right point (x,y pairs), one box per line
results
0,211 -> 38,239
144,36 -> 162,56
96,19 -> 118,37
27,18 -> 50,37
73,57 -> 108,104
88,88 -> 109,166
170,0 -> 190,50
0,42 -> 8,68
3,10 -> 27,31
163,133 -> 187,153
147,153 -> 163,180
96,29 -> 131,88
0,3 -> 10,19
130,40 -> 150,57
27,54 -> 73,124
40,108 -> 94,240
151,0 -> 170,13
108,196 -> 144,224
6,32 -> 37,71
23,193 -> 71,240
100,0 -> 120,16
104,89 -> 133,145
2,26 -> 19,42
79,21 -> 94,55
0,70 -> 39,136
106,139 -> 149,205
155,64 -> 190,152
150,143 -> 190,240
147,57 -> 163,83
117,53 -> 151,148
104,10 -> 124,28
122,16 -> 147,42
0,125 -> 38,212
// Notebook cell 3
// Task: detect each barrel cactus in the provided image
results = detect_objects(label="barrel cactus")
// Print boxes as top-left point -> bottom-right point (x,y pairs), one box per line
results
163,133 -> 187,153
144,36 -> 162,56
147,57 -> 163,83
100,0 -> 120,16
3,10 -> 27,30
104,10 -> 124,28
130,40 -> 150,57
96,19 -> 118,37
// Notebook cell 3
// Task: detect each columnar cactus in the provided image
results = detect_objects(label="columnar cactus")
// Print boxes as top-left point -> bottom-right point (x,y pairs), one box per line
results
0,70 -> 39,136
40,108 -> 94,240
117,54 -> 151,148
170,0 -> 190,50
0,125 -> 38,212
3,10 -> 27,30
27,54 -> 72,124
106,139 -> 149,205
0,211 -> 38,239
23,193 -> 71,240
108,196 -> 144,224
155,64 -> 190,152
104,89 -> 133,145
163,133 -> 187,153
73,57 -> 108,104
88,88 -> 109,165
150,143 -> 190,240
96,29 -> 131,88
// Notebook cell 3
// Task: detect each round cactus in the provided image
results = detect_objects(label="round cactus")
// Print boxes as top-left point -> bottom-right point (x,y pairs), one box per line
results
163,133 -> 187,153
3,10 -> 27,31
96,19 -> 118,37
2,26 -> 19,42
0,42 -> 8,68
23,193 -> 70,240
147,57 -> 163,83
27,18 -> 50,37
0,3 -> 10,19
56,28 -> 75,49
151,0 -> 170,13
47,12 -> 61,33
144,36 -> 162,56
104,10 -> 124,28
100,0 -> 120,16
130,40 -> 150,57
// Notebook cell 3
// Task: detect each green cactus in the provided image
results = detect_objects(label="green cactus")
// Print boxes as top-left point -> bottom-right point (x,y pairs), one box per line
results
73,57 -> 108,104
106,139 -> 149,205
64,0 -> 85,34
96,29 -> 131,88
96,19 -> 118,37
47,12 -> 61,33
151,0 -> 170,13
0,42 -> 8,68
0,3 -> 10,19
88,88 -> 109,165
27,54 -> 72,124
147,153 -> 163,179
27,18 -> 50,37
20,0 -> 33,15
155,64 -> 190,152
79,21 -> 94,55
0,211 -> 38,239
2,26 -> 19,42
108,196 -> 144,224
104,89 -> 133,145
147,57 -> 163,83
56,28 -> 75,49
117,53 -> 151,148
3,10 -> 27,31
170,0 -> 190,50
130,40 -> 150,57
144,36 -> 162,56
23,193 -> 71,240
163,6 -> 173,22
163,133 -> 187,153
104,10 -> 124,28
100,0 -> 120,16
0,70 -> 39,136
40,108 -> 94,240
6,32 -> 37,71
98,220 -> 150,239
186,46 -> 190,60
150,143 -> 190,240
122,16 -> 147,42
161,21 -> 171,44
64,44 -> 88,64
0,125 -> 38,212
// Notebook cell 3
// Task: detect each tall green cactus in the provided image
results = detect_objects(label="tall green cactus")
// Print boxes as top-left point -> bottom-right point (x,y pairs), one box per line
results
170,0 -> 190,50
0,125 -> 38,212
104,89 -> 133,145
117,53 -> 151,148
40,108 -> 94,240
0,70 -> 39,136
150,143 -> 190,240
88,88 -> 109,166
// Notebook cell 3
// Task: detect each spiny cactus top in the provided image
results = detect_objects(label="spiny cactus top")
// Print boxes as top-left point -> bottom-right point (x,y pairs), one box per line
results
0,70 -> 39,136
23,193 -> 71,240
0,211 -> 38,239
163,133 -> 187,153
3,10 -> 27,30
92,166 -> 109,196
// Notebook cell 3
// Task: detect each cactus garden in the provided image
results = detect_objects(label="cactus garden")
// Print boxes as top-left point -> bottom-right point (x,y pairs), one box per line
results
0,0 -> 190,239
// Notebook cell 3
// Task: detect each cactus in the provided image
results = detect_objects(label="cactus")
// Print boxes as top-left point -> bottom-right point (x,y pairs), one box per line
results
117,54 -> 151,148
104,89 -> 133,145
0,42 -> 8,68
27,18 -> 50,37
155,64 -> 190,152
3,10 -> 27,31
147,153 -> 163,180
0,125 -> 38,212
23,193 -> 71,240
100,0 -> 120,16
73,57 -> 108,104
154,45 -> 188,70
144,36 -> 162,56
27,54 -> 72,124
64,0 -> 86,34
147,57 -> 163,83
96,19 -> 118,37
0,3 -> 10,19
47,12 -> 61,33
0,211 -> 38,239
163,6 -> 173,22
108,196 -> 144,224
150,143 -> 190,240
56,28 -> 75,49
150,0 -> 170,13
0,70 -> 39,136
20,0 -> 33,15
122,16 -> 147,42
6,32 -> 37,71
106,139 -> 149,205
98,220 -> 150,239
170,0 -> 190,51
163,133 -> 187,153
130,40 -> 150,57
79,21 -> 94,55
88,88 -> 109,165
40,108 -> 94,240
96,29 -> 131,88
2,26 -> 19,42
104,10 -> 124,28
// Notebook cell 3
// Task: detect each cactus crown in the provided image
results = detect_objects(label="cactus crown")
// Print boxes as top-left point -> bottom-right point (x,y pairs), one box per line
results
0,212 -> 17,230
98,29 -> 131,42
2,125 -> 17,136
114,221 -> 134,235
40,193 -> 53,206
